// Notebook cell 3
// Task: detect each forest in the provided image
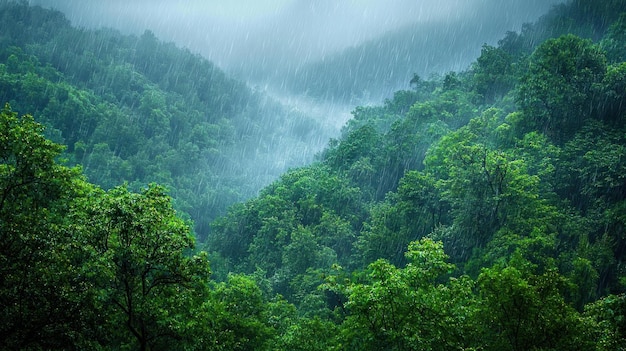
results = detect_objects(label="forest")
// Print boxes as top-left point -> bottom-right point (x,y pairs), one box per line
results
0,0 -> 326,239
1,0 -> 626,350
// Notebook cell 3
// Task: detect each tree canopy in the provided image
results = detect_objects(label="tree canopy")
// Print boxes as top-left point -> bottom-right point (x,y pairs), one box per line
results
3,0 -> 626,349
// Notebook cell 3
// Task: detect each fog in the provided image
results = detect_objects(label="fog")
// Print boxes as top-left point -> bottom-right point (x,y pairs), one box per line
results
26,0 -> 565,170
18,0 -> 568,224
30,0 -> 563,85
25,0 -> 564,175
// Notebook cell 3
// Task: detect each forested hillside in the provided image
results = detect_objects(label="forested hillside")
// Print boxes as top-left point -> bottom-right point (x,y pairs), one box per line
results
284,0 -> 626,103
0,0 -> 324,238
2,0 -> 626,350
207,0 -> 626,349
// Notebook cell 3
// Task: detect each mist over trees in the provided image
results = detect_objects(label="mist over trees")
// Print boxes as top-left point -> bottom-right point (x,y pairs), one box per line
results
0,0 -> 327,238
30,0 -> 562,105
2,0 -> 626,350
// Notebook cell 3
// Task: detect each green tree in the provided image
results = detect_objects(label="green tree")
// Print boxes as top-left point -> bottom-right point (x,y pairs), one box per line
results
600,62 -> 626,124
584,294 -> 626,351
601,13 -> 626,62
424,109 -> 542,262
280,317 -> 339,351
471,44 -> 515,104
335,239 -> 476,351
356,171 -> 445,266
477,262 -> 591,351
80,184 -> 211,350
201,274 -> 278,351
516,34 -> 606,143
0,104 -> 97,349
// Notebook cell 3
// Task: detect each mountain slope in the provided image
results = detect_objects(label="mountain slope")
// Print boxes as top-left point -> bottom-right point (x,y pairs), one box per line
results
206,1 -> 626,348
2,0 -> 626,349
0,1 -> 325,238
281,0 -> 626,104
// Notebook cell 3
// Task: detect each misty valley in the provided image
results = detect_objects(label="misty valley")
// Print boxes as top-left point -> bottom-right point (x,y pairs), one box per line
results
2,0 -> 626,350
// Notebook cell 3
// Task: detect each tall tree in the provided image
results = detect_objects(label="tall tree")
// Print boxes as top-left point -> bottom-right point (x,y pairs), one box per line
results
79,184 -> 211,350
0,104 -> 94,349
335,239 -> 477,351
516,34 -> 606,143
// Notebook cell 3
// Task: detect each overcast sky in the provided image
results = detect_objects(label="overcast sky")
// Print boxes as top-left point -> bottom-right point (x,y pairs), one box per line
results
29,0 -> 565,75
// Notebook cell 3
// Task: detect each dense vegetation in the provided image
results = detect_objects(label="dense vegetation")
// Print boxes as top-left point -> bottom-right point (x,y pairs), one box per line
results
284,0 -> 626,103
0,0 -> 324,238
2,0 -> 626,350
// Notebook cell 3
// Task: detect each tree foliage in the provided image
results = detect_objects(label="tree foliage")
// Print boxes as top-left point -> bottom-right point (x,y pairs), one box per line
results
0,1 -> 325,240
4,0 -> 626,349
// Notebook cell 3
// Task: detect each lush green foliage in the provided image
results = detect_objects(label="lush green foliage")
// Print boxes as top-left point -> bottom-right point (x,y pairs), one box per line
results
0,105 -> 211,350
206,0 -> 626,349
0,0 -> 324,240
4,0 -> 626,350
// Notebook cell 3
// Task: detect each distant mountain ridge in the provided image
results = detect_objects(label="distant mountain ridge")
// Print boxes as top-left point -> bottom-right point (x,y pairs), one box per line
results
266,0 -> 565,104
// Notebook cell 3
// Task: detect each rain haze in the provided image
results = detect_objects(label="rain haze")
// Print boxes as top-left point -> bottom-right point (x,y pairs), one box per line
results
30,0 -> 564,90
27,0 -> 566,164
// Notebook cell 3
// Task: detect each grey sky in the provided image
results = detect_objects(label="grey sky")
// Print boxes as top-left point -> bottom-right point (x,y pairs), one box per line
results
29,0 -> 564,74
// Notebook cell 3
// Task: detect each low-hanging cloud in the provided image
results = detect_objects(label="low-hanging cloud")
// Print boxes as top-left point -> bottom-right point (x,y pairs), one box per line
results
29,0 -> 564,77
